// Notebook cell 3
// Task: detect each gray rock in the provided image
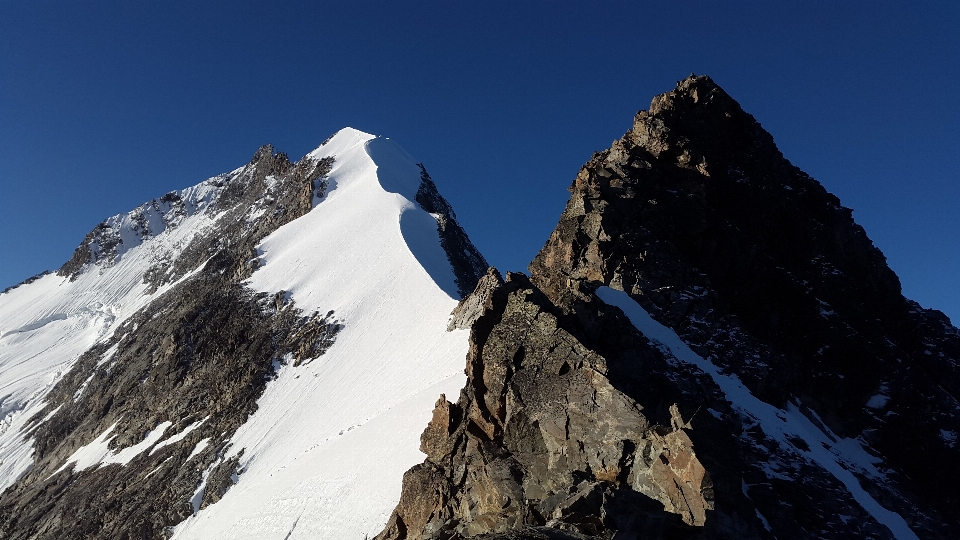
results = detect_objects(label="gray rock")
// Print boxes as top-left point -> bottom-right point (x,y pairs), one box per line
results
375,271 -> 734,540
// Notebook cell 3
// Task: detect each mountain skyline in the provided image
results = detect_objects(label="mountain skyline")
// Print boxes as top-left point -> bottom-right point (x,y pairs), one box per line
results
2,1 -> 958,324
2,74 -> 958,539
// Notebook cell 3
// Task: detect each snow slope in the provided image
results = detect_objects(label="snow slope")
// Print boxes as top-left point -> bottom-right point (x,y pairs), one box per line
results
1,128 -> 471,540
170,128 -> 470,539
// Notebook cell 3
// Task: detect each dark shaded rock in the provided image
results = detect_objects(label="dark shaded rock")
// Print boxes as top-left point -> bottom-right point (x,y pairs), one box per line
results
529,75 -> 960,537
374,270 -> 758,540
416,164 -> 490,298
200,454 -> 242,510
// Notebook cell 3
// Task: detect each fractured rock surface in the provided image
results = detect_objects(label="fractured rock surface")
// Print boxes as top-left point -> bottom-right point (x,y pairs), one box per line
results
376,270 -> 756,540
380,76 -> 960,539
528,75 -> 960,538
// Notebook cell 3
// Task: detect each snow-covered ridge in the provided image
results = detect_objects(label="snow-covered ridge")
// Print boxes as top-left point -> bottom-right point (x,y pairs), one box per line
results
56,166 -> 235,277
171,127 -> 472,540
0,142 -> 283,489
0,209 -> 219,490
1,127 -> 480,540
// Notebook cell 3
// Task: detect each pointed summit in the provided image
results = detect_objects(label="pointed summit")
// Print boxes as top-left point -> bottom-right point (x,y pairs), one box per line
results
380,77 -> 959,540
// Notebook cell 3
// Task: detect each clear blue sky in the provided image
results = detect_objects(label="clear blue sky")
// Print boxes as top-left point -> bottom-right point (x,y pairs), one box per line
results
2,1 -> 958,323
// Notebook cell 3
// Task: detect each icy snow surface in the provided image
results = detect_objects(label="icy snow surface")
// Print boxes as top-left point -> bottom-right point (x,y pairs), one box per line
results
596,286 -> 919,540
171,128 -> 469,539
51,420 -> 173,476
151,417 -> 209,455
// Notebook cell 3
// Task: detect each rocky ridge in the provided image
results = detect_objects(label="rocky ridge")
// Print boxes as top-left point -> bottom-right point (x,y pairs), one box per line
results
375,269 -> 747,540
378,76 -> 960,539
529,75 -> 960,537
416,164 -> 489,298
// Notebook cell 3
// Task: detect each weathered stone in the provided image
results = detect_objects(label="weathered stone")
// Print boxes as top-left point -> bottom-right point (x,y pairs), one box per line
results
380,75 -> 960,539
529,75 -> 960,537
448,268 -> 505,331
375,271 -> 729,540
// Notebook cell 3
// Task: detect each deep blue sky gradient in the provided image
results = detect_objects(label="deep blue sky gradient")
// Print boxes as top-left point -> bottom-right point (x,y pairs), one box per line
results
2,1 -> 958,322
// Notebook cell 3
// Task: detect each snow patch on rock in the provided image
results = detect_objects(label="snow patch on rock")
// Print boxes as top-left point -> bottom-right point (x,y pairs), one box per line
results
597,285 -> 920,540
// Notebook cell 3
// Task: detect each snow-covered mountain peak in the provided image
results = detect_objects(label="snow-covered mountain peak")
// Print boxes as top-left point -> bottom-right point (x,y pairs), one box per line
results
305,127 -> 424,204
308,126 -> 375,157
0,132 -> 489,539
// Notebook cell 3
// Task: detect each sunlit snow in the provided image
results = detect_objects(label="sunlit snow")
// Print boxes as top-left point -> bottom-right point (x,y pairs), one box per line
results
170,128 -> 470,539
2,127 -> 471,539
0,183 -> 227,491
51,420 -> 174,476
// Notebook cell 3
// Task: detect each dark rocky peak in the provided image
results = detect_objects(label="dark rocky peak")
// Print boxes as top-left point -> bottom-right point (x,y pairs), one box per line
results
531,74 -> 914,417
248,143 -> 293,176
630,75 -> 779,166
528,75 -> 960,537
375,77 -> 960,539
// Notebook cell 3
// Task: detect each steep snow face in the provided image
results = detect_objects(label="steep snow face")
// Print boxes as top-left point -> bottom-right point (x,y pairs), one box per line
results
168,128 -> 470,540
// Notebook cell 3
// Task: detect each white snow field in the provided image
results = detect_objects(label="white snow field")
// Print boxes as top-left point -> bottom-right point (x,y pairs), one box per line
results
170,129 -> 470,539
596,286 -> 919,540
0,128 -> 472,539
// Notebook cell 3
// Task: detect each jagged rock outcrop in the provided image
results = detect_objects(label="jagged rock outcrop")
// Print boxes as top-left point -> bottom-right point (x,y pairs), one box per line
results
376,269 -> 762,540
528,75 -> 960,537
380,76 -> 960,539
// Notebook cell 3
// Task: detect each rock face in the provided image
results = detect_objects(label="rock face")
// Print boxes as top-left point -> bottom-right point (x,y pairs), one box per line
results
378,76 -> 960,539
376,269 -> 736,540
416,164 -> 490,298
